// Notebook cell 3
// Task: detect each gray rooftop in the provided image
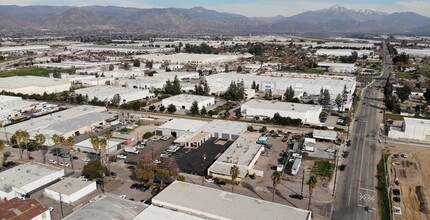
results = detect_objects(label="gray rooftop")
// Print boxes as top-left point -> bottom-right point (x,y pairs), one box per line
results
199,120 -> 249,137
404,117 -> 430,127
133,205 -> 204,220
0,163 -> 63,193
163,94 -> 214,104
242,99 -> 322,113
46,177 -> 95,196
64,193 -> 147,220
152,181 -> 311,220
0,76 -> 69,89
158,118 -> 209,133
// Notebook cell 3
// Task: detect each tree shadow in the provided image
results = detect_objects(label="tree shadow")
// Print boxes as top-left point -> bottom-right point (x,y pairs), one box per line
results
267,186 -> 298,207
242,182 -> 264,200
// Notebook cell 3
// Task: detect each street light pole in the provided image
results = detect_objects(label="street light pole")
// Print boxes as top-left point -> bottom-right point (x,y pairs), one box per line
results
333,150 -> 339,196
201,154 -> 206,186
300,170 -> 305,198
58,192 -> 64,217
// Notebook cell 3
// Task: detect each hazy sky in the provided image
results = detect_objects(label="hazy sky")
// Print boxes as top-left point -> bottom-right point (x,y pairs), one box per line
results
1,0 -> 429,17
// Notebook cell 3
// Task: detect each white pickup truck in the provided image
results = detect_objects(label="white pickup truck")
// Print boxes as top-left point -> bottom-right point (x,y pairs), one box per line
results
124,147 -> 139,154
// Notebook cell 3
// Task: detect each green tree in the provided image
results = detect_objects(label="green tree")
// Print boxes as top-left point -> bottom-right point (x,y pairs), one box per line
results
284,85 -> 295,102
342,85 -> 348,110
230,165 -> 239,193
172,75 -> 182,95
264,90 -> 272,100
142,132 -> 154,139
335,93 -> 343,111
307,175 -> 318,210
145,60 -> 153,69
66,136 -> 76,169
424,88 -> 430,104
110,94 -> 121,106
167,104 -> 177,113
108,64 -> 114,71
82,160 -> 108,180
0,140 -> 5,166
190,101 -> 200,115
35,134 -> 46,164
225,80 -> 245,101
15,130 -> 29,159
133,59 -> 141,67
271,171 -> 282,202
149,105 -> 156,111
99,138 -> 107,166
124,63 -> 131,70
200,106 -> 207,115
396,85 -> 411,103
90,136 -> 100,161
384,79 -> 393,98
159,105 -> 166,112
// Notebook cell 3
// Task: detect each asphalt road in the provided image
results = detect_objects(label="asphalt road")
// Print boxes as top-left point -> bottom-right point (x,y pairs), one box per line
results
332,42 -> 391,220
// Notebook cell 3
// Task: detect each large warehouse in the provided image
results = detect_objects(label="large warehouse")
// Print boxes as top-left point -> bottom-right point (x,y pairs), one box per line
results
74,86 -> 154,104
74,137 -> 125,155
241,100 -> 323,125
152,181 -> 312,220
0,198 -> 51,220
0,45 -> 50,55
155,118 -> 209,138
0,76 -> 71,95
388,118 -> 430,141
161,94 -> 215,110
198,120 -> 248,141
44,177 -> 97,205
134,53 -> 252,65
0,162 -> 64,200
208,132 -> 264,179
0,95 -> 40,126
205,72 -> 356,103
1,105 -> 113,145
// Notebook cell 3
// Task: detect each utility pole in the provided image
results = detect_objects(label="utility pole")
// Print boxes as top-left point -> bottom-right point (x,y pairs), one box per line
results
333,150 -> 339,196
201,154 -> 206,186
300,170 -> 305,198
59,192 -> 64,217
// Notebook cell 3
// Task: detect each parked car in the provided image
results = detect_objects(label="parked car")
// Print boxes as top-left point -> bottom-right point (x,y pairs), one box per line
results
325,148 -> 336,153
161,136 -> 170,141
60,162 -> 70,167
28,156 -> 35,160
110,172 -> 117,177
289,194 -> 304,200
339,165 -> 347,171
393,197 -> 401,203
393,189 -> 400,196
160,153 -> 168,158
151,187 -> 160,196
150,136 -> 161,141
72,156 -> 78,160
48,159 -> 57,164
153,160 -> 161,164
401,154 -> 408,158
3,161 -> 16,167
205,178 -> 215,183
119,195 -> 126,199
79,176 -> 89,181
135,144 -> 145,149
130,183 -> 139,189
81,157 -> 91,162
117,154 -> 127,159
127,165 -> 136,170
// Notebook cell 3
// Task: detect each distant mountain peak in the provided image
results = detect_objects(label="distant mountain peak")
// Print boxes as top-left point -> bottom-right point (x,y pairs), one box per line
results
190,6 -> 207,12
328,4 -> 347,10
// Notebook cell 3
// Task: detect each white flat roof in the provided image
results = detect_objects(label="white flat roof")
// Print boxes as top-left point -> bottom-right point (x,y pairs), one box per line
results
209,132 -> 263,178
158,118 -> 209,133
0,45 -> 50,52
313,130 -> 338,140
74,86 -> 153,100
404,117 -> 430,126
0,163 -> 63,193
46,177 -> 95,196
133,53 -> 247,64
64,194 -> 147,220
4,105 -> 110,137
134,205 -> 204,220
152,181 -> 311,220
75,137 -> 124,149
0,76 -> 70,90
242,99 -> 322,113
163,94 -> 214,104
199,120 -> 248,137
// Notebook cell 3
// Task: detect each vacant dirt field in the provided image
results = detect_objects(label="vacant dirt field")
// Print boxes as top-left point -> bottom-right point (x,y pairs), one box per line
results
386,145 -> 430,220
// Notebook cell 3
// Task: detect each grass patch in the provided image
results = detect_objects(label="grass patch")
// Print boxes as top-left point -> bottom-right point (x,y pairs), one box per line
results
376,154 -> 391,220
311,159 -> 335,178
0,68 -> 75,78
118,128 -> 133,134
395,71 -> 414,80
384,113 -> 406,122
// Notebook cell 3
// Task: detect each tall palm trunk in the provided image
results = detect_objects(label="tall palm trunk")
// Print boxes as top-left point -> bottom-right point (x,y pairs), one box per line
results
69,149 -> 74,169
272,187 -> 276,202
308,191 -> 312,210
42,147 -> 46,164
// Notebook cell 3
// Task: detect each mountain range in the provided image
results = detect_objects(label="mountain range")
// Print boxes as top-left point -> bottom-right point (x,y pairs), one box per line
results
1,4 -> 430,34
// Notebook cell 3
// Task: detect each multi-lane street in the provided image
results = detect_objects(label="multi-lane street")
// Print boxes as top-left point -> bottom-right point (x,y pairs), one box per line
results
332,42 -> 391,220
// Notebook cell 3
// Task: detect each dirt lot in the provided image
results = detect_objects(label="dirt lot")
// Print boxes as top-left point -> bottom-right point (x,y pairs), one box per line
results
386,146 -> 430,220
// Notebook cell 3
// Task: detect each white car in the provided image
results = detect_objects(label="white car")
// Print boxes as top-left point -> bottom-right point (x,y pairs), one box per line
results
135,144 -> 145,149
150,136 -> 161,141
205,178 -> 215,183
161,136 -> 170,141
160,153 -> 168,158
48,159 -> 57,164
81,157 -> 90,162
79,176 -> 89,181
153,160 -> 161,164
117,154 -> 127,159
325,148 -> 336,153
48,207 -> 54,212
60,162 -> 70,167
119,195 -> 127,199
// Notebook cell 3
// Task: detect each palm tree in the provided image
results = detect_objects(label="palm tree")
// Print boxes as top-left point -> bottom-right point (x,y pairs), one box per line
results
57,136 -> 66,167
35,134 -> 46,164
0,140 -> 5,166
90,136 -> 100,161
105,131 -> 112,169
230,165 -> 239,193
66,136 -> 76,169
307,175 -> 318,210
15,130 -> 29,160
52,134 -> 61,165
99,138 -> 107,166
271,171 -> 282,202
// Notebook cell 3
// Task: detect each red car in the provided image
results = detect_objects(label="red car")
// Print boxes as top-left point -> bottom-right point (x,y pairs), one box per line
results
28,156 -> 35,160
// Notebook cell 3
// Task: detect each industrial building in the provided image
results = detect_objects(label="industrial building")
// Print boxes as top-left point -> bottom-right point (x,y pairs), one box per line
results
63,194 -> 147,220
152,181 -> 312,220
318,62 -> 358,74
74,137 -> 125,155
208,132 -> 264,179
388,118 -> 430,141
0,45 -> 50,55
134,205 -> 204,220
161,94 -> 215,110
134,53 -> 252,65
396,48 -> 430,57
0,76 -> 71,95
1,105 -> 113,145
241,100 -> 323,125
315,49 -> 373,57
313,130 -> 338,141
0,95 -> 40,126
74,86 -> 154,104
155,118 -> 209,137
0,162 -> 64,200
0,198 -> 51,220
205,72 -> 356,104
198,120 -> 249,141
302,138 -> 316,152
68,44 -> 174,54
34,61 -> 118,70
44,177 -> 97,205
